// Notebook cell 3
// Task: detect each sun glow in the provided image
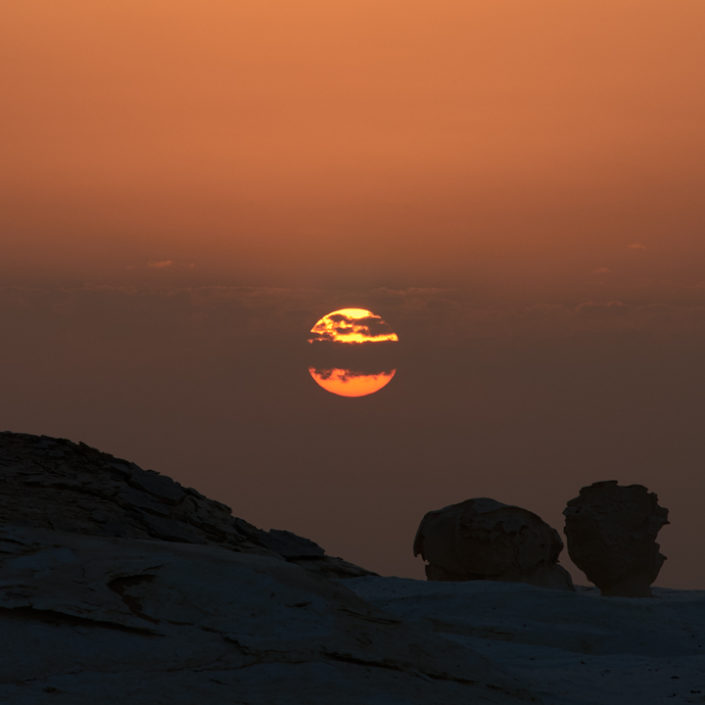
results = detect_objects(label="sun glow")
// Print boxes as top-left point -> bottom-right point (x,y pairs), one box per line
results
308,368 -> 396,398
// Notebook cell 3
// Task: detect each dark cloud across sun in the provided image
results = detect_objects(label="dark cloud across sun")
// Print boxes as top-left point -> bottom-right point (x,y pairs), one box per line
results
308,308 -> 399,345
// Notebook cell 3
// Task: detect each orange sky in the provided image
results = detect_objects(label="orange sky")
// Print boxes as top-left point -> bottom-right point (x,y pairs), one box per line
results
3,2 -> 705,587
3,1 -> 705,288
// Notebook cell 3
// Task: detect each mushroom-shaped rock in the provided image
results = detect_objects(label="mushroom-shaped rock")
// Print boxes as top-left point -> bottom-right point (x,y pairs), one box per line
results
414,498 -> 574,590
563,481 -> 669,597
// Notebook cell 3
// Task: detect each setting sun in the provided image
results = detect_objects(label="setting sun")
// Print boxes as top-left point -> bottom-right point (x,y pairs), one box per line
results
307,308 -> 398,397
308,368 -> 396,398
308,308 -> 399,345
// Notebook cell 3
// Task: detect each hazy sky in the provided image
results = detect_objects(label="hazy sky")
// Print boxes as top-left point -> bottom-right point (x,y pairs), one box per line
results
4,0 -> 705,286
3,1 -> 705,586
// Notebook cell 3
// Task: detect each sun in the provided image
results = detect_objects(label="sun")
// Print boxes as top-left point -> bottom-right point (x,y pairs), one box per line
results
307,308 -> 399,398
307,368 -> 397,398
308,308 -> 399,345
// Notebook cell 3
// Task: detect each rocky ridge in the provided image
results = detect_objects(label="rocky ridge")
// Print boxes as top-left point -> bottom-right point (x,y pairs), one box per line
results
0,431 -> 367,578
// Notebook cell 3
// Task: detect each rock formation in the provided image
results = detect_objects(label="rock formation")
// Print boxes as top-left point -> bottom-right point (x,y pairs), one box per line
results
0,432 -> 534,705
0,431 -> 368,578
563,480 -> 669,597
2,433 -> 703,704
413,498 -> 574,590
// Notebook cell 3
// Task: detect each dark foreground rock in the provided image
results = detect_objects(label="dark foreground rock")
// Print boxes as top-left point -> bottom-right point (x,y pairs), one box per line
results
414,498 -> 573,590
0,432 -> 537,703
0,525 -> 534,705
0,431 -> 367,578
563,480 -> 669,597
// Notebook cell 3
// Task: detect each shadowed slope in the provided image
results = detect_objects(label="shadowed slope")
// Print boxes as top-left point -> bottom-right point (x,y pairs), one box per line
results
0,431 -> 369,578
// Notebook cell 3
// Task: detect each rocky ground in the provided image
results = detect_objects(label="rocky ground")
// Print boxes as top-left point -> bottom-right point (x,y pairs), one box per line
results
1,432 -> 703,704
345,578 -> 705,705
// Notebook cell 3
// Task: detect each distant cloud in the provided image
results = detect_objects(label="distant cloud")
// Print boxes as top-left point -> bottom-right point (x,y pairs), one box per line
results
592,267 -> 612,275
627,242 -> 646,250
128,260 -> 195,271
5,285 -> 705,355
575,300 -> 627,315
309,367 -> 395,381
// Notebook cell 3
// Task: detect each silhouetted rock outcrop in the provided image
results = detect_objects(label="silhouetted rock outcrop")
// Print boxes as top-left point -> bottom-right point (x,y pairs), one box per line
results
563,480 -> 669,597
0,432 -> 534,705
0,431 -> 369,578
413,498 -> 574,590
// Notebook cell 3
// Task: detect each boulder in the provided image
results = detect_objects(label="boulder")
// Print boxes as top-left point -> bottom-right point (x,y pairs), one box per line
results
563,480 -> 669,597
413,498 -> 574,590
0,431 -> 369,578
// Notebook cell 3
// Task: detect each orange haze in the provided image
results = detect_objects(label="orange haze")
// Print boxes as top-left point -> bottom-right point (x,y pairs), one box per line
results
3,2 -> 705,588
3,1 -> 705,288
